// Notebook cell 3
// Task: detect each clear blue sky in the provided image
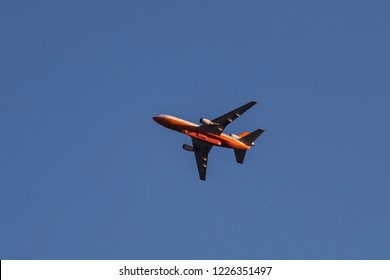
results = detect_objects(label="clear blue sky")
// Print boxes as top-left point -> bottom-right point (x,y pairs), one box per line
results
1,0 -> 389,259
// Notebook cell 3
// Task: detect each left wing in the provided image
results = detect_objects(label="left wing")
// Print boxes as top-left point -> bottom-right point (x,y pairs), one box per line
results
191,138 -> 213,181
199,101 -> 257,135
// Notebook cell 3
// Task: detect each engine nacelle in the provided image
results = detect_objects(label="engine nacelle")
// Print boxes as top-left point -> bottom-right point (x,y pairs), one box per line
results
200,118 -> 214,125
230,133 -> 240,139
182,144 -> 194,152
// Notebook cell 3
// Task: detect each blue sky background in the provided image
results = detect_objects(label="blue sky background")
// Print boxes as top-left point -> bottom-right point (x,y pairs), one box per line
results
1,0 -> 390,259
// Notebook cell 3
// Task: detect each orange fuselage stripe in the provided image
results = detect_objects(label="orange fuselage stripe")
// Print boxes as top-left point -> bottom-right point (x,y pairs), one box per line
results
154,115 -> 249,150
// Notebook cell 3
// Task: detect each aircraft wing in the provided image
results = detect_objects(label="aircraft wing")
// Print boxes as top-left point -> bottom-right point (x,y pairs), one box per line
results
191,138 -> 213,181
199,101 -> 257,135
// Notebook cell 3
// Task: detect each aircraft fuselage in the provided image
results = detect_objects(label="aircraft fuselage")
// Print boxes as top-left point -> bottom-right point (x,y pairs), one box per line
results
152,114 -> 249,150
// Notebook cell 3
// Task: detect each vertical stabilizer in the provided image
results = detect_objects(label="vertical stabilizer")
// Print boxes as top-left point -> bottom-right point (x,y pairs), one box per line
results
238,131 -> 250,138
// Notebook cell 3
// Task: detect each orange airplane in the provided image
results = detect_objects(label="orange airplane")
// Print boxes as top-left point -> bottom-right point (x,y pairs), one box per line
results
152,101 -> 264,180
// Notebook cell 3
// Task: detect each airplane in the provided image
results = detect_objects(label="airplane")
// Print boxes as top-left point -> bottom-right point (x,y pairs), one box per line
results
152,101 -> 264,180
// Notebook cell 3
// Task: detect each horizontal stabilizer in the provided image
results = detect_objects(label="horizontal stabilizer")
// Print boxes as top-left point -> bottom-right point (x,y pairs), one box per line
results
234,149 -> 247,164
239,129 -> 264,146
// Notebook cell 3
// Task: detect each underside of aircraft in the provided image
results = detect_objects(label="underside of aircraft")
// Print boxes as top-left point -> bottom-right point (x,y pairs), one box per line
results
153,101 -> 264,180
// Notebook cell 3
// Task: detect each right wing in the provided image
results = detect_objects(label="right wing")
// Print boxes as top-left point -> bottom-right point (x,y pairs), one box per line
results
199,101 -> 257,135
191,138 -> 213,181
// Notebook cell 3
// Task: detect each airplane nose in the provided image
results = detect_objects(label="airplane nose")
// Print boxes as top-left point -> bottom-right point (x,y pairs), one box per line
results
152,115 -> 164,124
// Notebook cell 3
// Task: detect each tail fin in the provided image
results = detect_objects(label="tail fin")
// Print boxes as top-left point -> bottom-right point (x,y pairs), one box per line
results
238,131 -> 250,138
239,129 -> 264,146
